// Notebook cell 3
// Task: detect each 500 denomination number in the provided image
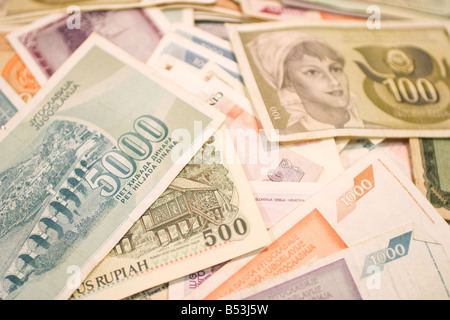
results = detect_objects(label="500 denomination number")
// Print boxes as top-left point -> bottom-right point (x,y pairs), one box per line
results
84,115 -> 169,197
203,218 -> 248,247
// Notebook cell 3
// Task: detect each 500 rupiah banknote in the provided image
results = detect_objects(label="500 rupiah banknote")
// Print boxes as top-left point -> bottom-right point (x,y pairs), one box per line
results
0,34 -> 225,300
227,20 -> 450,142
71,125 -> 270,300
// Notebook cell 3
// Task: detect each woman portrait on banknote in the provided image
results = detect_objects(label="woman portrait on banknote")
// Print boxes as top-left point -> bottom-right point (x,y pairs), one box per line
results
247,31 -> 365,134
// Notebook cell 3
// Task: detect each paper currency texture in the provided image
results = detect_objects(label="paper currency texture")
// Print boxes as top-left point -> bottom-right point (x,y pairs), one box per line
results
228,20 -> 450,142
7,8 -> 169,85
71,126 -> 270,300
0,34 -> 224,300
411,138 -> 450,222
184,149 -> 450,300
223,223 -> 450,300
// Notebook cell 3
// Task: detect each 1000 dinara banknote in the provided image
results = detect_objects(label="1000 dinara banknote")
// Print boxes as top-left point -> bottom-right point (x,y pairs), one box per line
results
71,125 -> 270,300
227,20 -> 450,142
0,34 -> 225,300
223,223 -> 450,300
184,149 -> 450,300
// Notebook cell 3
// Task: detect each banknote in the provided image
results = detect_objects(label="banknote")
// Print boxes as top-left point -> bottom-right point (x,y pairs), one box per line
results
281,0 -> 450,19
167,180 -> 323,299
151,56 -> 327,185
251,181 -> 323,229
239,0 -> 322,20
0,26 -> 40,104
124,283 -> 168,300
194,22 -> 232,41
70,125 -> 270,300
191,60 -> 345,184
7,8 -> 170,85
161,8 -> 194,25
168,261 -> 227,300
160,0 -> 245,20
410,138 -> 450,222
0,33 -> 225,300
148,32 -> 243,82
197,60 -> 246,96
0,26 -> 40,131
227,20 -> 450,142
0,0 -> 216,23
0,75 -> 23,130
183,149 -> 450,299
170,23 -> 237,62
223,223 -> 450,300
339,138 -> 412,180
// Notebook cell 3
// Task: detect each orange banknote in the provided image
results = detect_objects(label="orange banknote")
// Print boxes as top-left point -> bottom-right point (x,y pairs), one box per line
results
0,30 -> 40,103
184,149 -> 450,300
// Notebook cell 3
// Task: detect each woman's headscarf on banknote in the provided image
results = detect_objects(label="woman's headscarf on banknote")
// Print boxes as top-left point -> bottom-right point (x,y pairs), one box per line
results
247,31 -> 364,132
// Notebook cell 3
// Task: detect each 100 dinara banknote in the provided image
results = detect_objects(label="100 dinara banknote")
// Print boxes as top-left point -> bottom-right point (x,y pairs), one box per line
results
227,20 -> 450,142
0,33 -> 225,300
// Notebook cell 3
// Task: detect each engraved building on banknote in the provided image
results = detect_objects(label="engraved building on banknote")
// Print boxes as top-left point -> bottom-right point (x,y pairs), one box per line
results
139,178 -> 224,247
111,137 -> 234,255
111,177 -> 226,254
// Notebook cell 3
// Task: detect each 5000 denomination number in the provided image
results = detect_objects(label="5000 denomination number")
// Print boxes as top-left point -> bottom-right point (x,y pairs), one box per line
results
84,115 -> 169,197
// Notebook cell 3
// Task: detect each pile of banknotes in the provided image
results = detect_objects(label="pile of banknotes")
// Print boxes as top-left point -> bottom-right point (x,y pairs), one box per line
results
0,0 -> 449,301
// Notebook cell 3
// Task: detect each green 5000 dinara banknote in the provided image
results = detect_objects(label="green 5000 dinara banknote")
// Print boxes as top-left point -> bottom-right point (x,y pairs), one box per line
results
71,125 -> 270,300
228,20 -> 450,142
0,34 -> 225,300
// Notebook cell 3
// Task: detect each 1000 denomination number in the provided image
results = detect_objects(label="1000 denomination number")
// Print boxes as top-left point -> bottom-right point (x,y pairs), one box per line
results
84,115 -> 169,197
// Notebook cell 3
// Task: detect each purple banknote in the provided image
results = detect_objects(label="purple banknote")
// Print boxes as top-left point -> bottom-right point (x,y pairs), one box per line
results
14,9 -> 166,82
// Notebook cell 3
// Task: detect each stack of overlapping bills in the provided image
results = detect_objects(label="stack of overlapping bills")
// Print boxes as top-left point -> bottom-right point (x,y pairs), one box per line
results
0,0 -> 449,302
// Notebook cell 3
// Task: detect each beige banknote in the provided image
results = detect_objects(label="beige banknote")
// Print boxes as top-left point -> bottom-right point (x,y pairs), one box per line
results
184,149 -> 450,299
160,0 -> 247,20
410,138 -> 450,222
70,125 -> 270,300
223,223 -> 450,300
0,0 -> 216,23
281,0 -> 450,19
124,283 -> 168,300
227,20 -> 450,142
